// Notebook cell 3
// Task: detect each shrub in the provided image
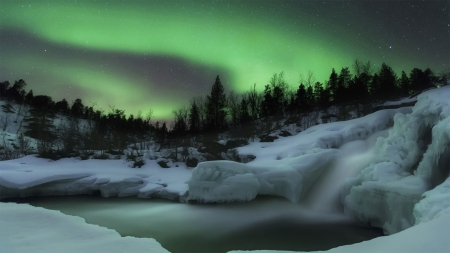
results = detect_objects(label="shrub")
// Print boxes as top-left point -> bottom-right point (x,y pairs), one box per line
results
93,153 -> 109,160
132,159 -> 145,168
185,157 -> 198,167
157,160 -> 169,168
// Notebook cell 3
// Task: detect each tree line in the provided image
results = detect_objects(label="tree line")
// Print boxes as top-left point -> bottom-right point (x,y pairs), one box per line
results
0,60 -> 448,162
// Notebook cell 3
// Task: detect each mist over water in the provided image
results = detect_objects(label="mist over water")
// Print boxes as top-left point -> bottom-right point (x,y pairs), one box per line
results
7,129 -> 391,252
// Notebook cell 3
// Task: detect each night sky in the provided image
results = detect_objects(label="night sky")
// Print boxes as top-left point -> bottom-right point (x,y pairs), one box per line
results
0,1 -> 448,120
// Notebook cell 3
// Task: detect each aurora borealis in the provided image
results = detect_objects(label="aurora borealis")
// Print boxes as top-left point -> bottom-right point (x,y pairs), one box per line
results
0,1 -> 448,120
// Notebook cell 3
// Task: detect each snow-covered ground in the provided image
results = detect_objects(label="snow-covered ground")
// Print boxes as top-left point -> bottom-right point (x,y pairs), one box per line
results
1,86 -> 449,252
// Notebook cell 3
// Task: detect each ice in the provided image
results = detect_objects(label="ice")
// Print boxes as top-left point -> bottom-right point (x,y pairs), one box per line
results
414,176 -> 450,224
342,86 -> 450,234
0,202 -> 170,253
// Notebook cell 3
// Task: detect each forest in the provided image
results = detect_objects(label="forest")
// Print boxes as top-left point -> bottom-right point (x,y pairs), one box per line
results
0,60 -> 447,165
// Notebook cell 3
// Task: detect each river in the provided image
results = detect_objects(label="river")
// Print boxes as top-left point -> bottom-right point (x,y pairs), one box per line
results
7,195 -> 383,253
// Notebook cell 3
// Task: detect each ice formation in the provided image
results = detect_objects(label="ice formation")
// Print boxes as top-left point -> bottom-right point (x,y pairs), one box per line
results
0,202 -> 170,253
342,86 -> 450,234
187,107 -> 410,203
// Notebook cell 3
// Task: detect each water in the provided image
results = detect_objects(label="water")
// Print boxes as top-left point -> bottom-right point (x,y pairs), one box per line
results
9,195 -> 383,253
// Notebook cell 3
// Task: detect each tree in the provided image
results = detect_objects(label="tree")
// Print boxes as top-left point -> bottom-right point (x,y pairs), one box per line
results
0,81 -> 10,97
370,73 -> 380,97
188,100 -> 200,133
261,84 -> 273,117
336,67 -> 351,104
71,98 -> 84,117
409,68 -> 436,93
227,91 -> 241,127
206,75 -> 227,131
327,68 -> 338,103
246,83 -> 260,120
25,90 -> 34,104
399,71 -> 410,96
295,83 -> 307,112
7,79 -> 27,103
55,99 -> 69,114
24,95 -> 56,155
377,63 -> 398,99
239,98 -> 251,124
305,85 -> 315,110
352,59 -> 373,77
269,72 -> 288,116
172,107 -> 188,136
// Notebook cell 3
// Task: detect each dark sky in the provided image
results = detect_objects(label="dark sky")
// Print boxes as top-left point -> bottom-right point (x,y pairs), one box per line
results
0,0 -> 448,120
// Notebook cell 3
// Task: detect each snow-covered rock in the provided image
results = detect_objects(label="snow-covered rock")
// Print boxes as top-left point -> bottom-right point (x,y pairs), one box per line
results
342,86 -> 450,234
0,156 -> 191,201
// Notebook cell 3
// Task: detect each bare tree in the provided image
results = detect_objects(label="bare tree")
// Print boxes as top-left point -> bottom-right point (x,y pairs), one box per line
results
352,59 -> 373,76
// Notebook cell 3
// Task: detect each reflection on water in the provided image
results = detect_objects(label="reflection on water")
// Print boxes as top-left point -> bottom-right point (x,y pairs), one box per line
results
9,195 -> 383,253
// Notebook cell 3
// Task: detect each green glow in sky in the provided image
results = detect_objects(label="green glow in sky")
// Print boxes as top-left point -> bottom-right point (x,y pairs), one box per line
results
1,0 -> 447,120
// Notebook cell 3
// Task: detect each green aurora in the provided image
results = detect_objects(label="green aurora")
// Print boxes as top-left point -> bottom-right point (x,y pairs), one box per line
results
0,0 -> 448,120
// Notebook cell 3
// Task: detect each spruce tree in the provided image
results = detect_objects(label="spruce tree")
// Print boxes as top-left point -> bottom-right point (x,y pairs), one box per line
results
328,69 -> 338,103
206,75 -> 227,131
295,83 -> 307,112
188,101 -> 200,133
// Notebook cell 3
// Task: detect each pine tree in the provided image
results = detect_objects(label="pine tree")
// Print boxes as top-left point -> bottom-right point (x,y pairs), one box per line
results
336,67 -> 351,103
399,71 -> 410,96
295,83 -> 307,112
328,69 -> 338,103
378,63 -> 398,99
188,101 -> 200,133
306,85 -> 315,110
71,98 -> 84,117
24,95 -> 56,153
206,75 -> 227,131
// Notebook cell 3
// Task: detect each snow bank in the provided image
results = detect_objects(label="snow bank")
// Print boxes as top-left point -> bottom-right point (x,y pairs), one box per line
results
0,156 -> 191,201
227,213 -> 450,253
0,202 -> 170,253
187,107 -> 410,203
342,86 -> 450,234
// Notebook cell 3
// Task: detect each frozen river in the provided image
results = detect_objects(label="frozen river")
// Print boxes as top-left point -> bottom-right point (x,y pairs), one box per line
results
9,195 -> 383,253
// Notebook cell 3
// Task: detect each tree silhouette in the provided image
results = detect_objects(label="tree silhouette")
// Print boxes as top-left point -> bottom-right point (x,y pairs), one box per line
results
327,69 -> 338,103
188,100 -> 200,133
206,75 -> 227,131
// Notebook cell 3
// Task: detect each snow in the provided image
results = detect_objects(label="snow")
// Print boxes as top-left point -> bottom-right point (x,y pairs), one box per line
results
0,202 -> 170,253
227,213 -> 450,253
342,85 -> 450,234
1,87 -> 449,252
187,107 -> 411,203
0,156 -> 192,200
